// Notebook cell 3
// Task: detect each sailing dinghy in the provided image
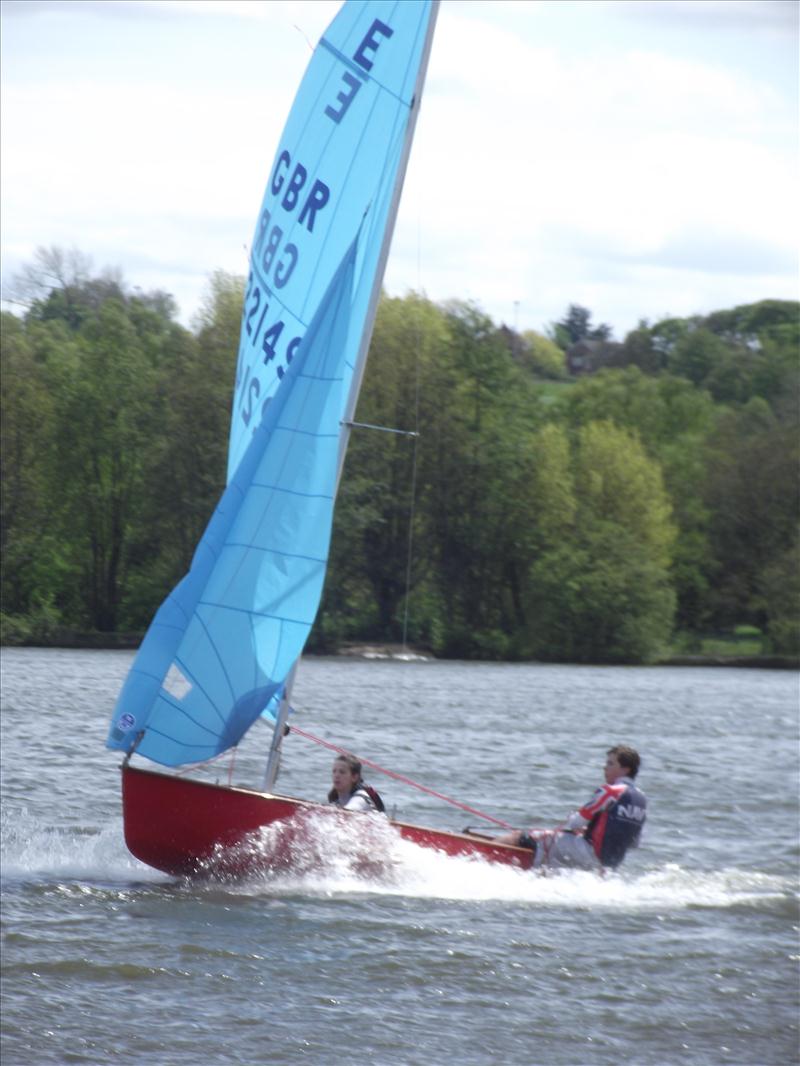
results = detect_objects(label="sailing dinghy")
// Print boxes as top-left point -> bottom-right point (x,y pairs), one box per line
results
108,0 -> 533,878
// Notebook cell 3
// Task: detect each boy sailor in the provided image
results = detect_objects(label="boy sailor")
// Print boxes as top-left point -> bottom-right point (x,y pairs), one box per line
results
499,745 -> 647,871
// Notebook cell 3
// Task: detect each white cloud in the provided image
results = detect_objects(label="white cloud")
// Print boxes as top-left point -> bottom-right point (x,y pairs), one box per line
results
1,0 -> 797,337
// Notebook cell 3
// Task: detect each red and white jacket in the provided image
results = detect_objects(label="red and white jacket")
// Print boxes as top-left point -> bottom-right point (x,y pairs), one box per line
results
565,776 -> 647,868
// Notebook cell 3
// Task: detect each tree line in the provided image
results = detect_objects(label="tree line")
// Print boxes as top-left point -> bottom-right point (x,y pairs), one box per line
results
1,248 -> 797,662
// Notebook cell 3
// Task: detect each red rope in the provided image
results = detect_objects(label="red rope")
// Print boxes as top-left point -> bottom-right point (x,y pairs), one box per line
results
288,724 -> 515,830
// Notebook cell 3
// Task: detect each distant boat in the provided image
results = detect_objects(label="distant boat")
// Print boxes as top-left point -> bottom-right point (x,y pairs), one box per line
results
107,0 -> 532,877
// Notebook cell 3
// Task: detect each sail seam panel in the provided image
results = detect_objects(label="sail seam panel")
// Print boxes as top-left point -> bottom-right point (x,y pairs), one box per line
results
246,483 -> 333,501
245,268 -> 309,333
297,133 -> 406,325
150,694 -> 226,740
318,36 -> 369,82
342,134 -> 407,380
231,12 -> 421,459
195,601 -> 320,626
229,45 -> 340,467
319,33 -> 409,109
295,370 -> 344,383
295,77 -> 410,322
317,100 -> 407,348
162,677 -> 228,734
140,723 -> 220,754
145,616 -> 187,637
179,614 -> 238,724
196,544 -> 326,569
280,41 -> 350,320
271,428 -> 339,442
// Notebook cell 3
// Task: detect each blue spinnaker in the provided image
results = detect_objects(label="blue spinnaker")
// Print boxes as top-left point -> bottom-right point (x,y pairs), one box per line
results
107,0 -> 437,767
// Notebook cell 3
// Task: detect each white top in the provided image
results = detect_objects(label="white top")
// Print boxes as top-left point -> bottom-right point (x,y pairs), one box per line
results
331,789 -> 373,812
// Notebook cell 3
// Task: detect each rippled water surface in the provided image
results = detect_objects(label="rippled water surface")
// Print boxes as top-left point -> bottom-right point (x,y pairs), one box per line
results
1,649 -> 798,1065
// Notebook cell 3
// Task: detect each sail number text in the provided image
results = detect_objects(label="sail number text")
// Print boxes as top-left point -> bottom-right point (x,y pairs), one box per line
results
235,270 -> 304,430
237,17 -> 397,429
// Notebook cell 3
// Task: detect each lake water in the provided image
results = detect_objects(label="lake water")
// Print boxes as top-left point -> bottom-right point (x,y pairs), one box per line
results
1,648 -> 798,1066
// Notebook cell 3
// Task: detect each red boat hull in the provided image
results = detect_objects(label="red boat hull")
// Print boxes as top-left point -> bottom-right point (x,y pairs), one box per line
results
121,764 -> 533,876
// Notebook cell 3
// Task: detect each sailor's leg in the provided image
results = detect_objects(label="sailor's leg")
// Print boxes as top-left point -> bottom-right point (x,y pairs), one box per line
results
495,829 -> 525,846
517,830 -> 550,868
540,831 -> 601,871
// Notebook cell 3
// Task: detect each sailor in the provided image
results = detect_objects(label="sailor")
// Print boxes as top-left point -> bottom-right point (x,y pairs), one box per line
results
499,745 -> 646,872
328,753 -> 385,813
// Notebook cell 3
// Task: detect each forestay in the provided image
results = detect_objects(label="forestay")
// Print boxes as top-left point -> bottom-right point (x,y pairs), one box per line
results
107,0 -> 438,768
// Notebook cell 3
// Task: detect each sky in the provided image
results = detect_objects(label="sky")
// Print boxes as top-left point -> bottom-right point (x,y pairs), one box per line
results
1,0 -> 798,339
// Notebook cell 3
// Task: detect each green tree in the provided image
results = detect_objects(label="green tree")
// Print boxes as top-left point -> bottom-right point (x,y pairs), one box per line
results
524,422 -> 576,552
668,327 -> 730,388
8,249 -> 204,632
122,273 -> 242,628
526,527 -> 677,663
550,303 -> 613,348
643,300 -> 799,409
324,294 -> 549,658
619,323 -> 665,374
519,330 -> 567,379
758,540 -> 800,654
704,299 -> 799,349
321,292 -> 451,645
704,398 -> 800,631
424,301 -> 545,656
557,367 -> 717,629
575,421 -> 675,568
41,299 -> 163,630
4,248 -> 796,663
524,422 -> 676,662
0,314 -> 68,636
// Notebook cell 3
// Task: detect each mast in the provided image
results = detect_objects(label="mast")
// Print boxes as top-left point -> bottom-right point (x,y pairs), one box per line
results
262,666 -> 295,791
263,2 -> 440,791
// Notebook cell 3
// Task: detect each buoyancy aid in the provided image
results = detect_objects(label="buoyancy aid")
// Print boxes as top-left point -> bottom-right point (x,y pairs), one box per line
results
583,778 -> 647,868
329,781 -> 386,812
353,783 -> 386,812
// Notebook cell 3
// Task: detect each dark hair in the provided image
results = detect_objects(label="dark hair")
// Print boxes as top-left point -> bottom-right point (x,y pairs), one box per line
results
608,745 -> 640,778
333,753 -> 362,777
328,753 -> 363,802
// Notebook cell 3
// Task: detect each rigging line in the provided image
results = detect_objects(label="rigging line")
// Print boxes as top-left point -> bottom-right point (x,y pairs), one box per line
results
401,434 -> 419,651
401,187 -> 429,655
172,747 -> 233,777
402,293 -> 423,653
342,419 -> 418,437
288,724 -> 514,830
